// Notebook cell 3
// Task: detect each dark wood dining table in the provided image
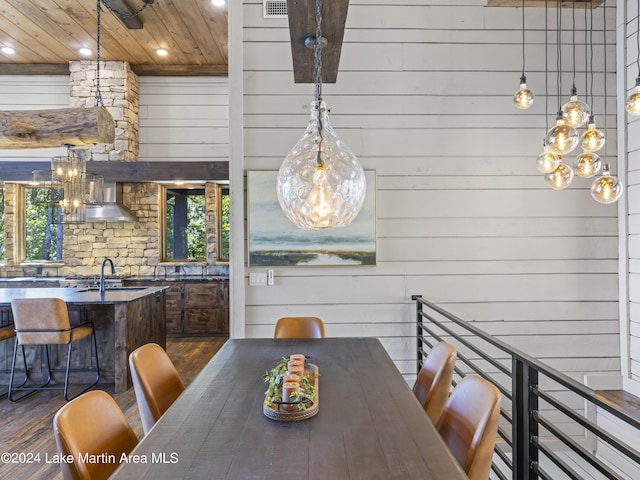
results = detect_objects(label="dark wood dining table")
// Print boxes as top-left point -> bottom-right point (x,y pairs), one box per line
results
111,337 -> 467,479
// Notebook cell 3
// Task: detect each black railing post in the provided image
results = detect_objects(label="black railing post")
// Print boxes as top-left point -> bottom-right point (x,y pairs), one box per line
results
412,295 -> 423,376
513,358 -> 539,480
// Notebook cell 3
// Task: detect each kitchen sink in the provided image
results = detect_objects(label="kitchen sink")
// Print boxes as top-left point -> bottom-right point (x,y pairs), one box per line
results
72,287 -> 148,293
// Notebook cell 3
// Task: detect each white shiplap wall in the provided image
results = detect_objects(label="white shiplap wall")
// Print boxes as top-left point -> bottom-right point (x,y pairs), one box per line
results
0,75 -> 229,166
620,0 -> 640,395
138,77 -> 229,162
239,0 -> 620,387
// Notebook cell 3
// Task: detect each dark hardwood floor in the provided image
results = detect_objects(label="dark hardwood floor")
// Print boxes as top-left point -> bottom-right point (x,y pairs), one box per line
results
0,336 -> 226,479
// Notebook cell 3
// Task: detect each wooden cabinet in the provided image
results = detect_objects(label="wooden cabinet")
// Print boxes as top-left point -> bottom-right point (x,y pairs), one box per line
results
125,278 -> 229,337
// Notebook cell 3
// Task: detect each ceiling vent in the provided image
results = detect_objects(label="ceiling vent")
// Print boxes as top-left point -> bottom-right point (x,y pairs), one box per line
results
264,0 -> 287,18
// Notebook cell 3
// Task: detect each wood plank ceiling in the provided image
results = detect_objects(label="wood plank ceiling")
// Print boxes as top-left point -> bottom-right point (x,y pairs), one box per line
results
0,0 -> 228,76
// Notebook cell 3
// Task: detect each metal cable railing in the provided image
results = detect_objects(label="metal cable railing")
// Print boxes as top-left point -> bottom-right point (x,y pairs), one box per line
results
413,295 -> 640,480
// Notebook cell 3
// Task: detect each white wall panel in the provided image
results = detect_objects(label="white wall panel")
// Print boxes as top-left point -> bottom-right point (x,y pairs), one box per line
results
240,0 -> 620,392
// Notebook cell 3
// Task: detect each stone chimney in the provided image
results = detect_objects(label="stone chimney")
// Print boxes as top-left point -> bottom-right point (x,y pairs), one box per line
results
69,60 -> 139,161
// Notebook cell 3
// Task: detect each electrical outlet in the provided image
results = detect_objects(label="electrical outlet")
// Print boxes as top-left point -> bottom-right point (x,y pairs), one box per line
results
249,272 -> 268,286
267,269 -> 274,286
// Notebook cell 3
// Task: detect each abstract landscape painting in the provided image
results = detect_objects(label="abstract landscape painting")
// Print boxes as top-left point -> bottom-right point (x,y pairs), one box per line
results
247,170 -> 376,267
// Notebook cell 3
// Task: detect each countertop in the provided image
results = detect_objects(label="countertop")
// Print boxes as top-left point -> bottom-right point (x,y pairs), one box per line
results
0,276 -> 229,283
0,286 -> 168,305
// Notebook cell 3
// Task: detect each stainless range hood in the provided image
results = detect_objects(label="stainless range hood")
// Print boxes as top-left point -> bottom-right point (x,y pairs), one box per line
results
86,182 -> 136,222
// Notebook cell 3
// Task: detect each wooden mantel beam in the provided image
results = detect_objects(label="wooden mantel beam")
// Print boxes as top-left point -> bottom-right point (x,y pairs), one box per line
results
0,107 -> 115,149
287,0 -> 350,84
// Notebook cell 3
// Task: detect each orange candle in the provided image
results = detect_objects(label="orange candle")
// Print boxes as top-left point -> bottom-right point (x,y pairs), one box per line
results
282,381 -> 300,411
287,361 -> 304,379
290,354 -> 305,364
283,374 -> 300,384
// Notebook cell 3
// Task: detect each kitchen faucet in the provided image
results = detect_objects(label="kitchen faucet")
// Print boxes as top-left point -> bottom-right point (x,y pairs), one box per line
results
100,258 -> 115,293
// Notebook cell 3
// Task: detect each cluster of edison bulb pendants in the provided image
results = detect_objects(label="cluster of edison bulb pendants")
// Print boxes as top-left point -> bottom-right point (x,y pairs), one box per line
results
536,88 -> 622,203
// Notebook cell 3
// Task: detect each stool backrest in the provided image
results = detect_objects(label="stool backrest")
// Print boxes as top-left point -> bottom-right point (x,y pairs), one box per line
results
11,297 -> 72,344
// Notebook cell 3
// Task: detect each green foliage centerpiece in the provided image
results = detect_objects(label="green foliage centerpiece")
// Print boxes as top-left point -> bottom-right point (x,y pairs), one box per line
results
262,356 -> 319,421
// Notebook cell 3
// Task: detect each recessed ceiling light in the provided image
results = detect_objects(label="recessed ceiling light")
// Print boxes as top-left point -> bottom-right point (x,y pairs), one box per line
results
156,48 -> 168,57
211,0 -> 225,6
78,47 -> 92,57
1,47 -> 15,55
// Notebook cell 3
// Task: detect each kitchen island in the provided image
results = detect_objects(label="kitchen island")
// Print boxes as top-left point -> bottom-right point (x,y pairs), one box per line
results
0,286 -> 167,393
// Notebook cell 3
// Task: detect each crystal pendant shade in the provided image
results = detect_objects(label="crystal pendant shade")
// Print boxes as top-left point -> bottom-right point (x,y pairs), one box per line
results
573,152 -> 602,178
580,119 -> 605,153
625,79 -> 640,115
277,101 -> 366,230
545,115 -> 579,156
561,93 -> 591,128
513,79 -> 534,110
591,166 -> 623,204
536,147 -> 561,174
544,162 -> 574,190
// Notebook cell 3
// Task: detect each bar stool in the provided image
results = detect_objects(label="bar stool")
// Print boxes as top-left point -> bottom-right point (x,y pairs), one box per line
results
274,317 -> 325,339
9,298 -> 100,402
0,325 -> 27,398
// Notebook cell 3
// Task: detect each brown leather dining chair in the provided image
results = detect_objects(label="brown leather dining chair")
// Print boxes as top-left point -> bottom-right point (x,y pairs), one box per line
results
274,317 -> 325,339
435,375 -> 501,480
53,390 -> 139,480
412,342 -> 457,423
9,297 -> 100,402
129,342 -> 185,434
0,325 -> 27,397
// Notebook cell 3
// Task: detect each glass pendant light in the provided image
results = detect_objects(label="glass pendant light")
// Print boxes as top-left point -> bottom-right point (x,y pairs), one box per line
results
514,76 -> 534,109
573,151 -> 601,178
580,116 -> 605,152
52,147 -> 89,224
591,165 -> 623,203
626,79 -> 640,115
513,0 -> 534,109
545,112 -> 579,155
544,162 -> 574,190
561,90 -> 590,128
626,0 -> 640,115
536,145 -> 561,173
276,0 -> 366,229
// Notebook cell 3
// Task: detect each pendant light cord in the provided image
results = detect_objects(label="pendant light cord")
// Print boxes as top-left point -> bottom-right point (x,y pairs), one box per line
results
603,0 -> 608,168
571,0 -> 576,92
521,0 -> 526,77
637,0 -> 640,78
95,0 -> 104,107
545,0 -> 549,133
313,0 -> 324,168
589,0 -> 594,108
313,0 -> 323,103
556,0 -> 562,111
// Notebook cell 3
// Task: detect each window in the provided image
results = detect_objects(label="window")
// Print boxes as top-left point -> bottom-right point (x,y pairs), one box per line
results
164,187 -> 206,261
218,185 -> 230,261
0,187 -> 4,261
24,185 -> 62,261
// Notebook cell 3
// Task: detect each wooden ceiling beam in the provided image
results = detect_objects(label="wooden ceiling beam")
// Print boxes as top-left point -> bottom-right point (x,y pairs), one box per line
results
102,0 -> 144,29
0,161 -> 229,182
0,64 -> 227,76
287,0 -> 349,84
